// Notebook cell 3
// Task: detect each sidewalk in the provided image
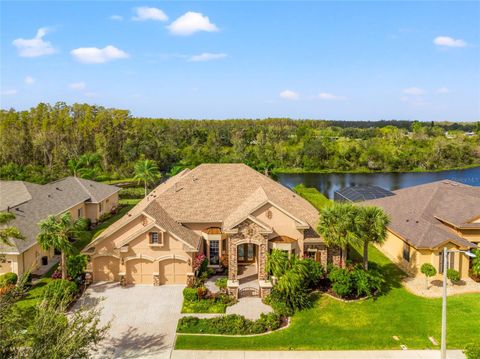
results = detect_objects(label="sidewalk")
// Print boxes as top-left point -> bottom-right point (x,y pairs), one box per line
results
171,350 -> 465,359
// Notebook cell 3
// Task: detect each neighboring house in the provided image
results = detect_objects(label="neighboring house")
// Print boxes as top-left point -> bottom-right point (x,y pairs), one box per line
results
351,181 -> 479,280
83,164 -> 338,297
0,177 -> 120,276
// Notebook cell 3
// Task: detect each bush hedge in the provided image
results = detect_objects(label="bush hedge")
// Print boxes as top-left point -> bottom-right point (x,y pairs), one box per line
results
0,272 -> 18,287
44,279 -> 78,304
183,287 -> 198,301
177,312 -> 282,335
464,343 -> 480,359
328,265 -> 384,299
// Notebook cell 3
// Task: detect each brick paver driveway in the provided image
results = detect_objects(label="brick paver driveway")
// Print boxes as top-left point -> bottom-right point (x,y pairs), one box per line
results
76,282 -> 184,359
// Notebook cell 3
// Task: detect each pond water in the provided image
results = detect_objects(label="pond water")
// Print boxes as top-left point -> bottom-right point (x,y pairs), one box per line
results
277,166 -> 480,199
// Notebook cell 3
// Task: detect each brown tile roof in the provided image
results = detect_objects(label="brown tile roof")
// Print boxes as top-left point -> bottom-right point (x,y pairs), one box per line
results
88,164 -> 321,250
270,235 -> 296,243
363,180 -> 479,249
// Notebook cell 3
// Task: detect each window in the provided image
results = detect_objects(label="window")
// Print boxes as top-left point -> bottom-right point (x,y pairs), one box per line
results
439,251 -> 456,274
99,202 -> 103,213
209,240 -> 220,265
77,207 -> 83,218
402,243 -> 410,262
149,232 -> 160,245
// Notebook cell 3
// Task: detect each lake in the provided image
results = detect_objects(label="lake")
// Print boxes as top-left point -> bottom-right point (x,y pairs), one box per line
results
277,166 -> 480,199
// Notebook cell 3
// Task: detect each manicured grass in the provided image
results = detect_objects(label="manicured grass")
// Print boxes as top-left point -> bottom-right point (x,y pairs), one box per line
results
182,299 -> 228,314
15,278 -> 52,310
119,198 -> 142,206
175,245 -> 480,350
293,184 -> 331,210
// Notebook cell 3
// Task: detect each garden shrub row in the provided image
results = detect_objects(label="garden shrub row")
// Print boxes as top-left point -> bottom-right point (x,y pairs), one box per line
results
327,264 -> 384,299
177,313 -> 282,335
0,272 -> 18,287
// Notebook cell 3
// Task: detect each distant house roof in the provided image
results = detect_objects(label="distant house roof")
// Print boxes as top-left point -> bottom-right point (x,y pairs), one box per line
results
362,180 -> 479,250
0,177 -> 120,254
334,185 -> 395,202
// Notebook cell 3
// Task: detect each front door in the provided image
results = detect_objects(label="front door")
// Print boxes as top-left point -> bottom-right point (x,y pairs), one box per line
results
238,244 -> 256,263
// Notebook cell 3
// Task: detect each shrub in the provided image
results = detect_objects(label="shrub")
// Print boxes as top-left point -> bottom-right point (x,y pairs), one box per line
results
183,287 -> 198,301
193,253 -> 207,273
447,269 -> 460,284
464,343 -> 480,359
215,277 -> 227,291
44,279 -> 78,304
98,212 -> 112,222
265,290 -> 294,317
0,272 -> 18,287
66,254 -> 88,280
177,313 -> 283,335
197,286 -> 207,299
471,249 -> 480,278
328,265 -> 384,299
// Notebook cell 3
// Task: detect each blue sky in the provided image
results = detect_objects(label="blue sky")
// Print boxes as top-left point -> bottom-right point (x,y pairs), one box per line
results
1,1 -> 479,121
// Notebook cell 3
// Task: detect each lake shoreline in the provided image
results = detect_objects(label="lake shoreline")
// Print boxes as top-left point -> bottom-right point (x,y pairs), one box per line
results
273,164 -> 480,175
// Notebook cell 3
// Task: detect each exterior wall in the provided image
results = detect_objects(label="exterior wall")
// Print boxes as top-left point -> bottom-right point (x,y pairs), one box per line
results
378,230 -> 470,279
0,254 -> 18,274
69,202 -> 87,221
253,204 -> 303,240
85,192 -> 119,223
183,222 -> 222,236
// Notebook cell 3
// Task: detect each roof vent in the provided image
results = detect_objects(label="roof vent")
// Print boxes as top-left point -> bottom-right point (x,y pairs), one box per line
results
55,187 -> 62,191
406,219 -> 409,222
48,194 -> 52,198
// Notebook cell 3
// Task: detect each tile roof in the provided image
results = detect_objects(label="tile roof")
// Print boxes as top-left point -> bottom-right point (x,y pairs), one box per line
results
89,164 -> 321,250
363,180 -> 479,249
0,178 -> 119,254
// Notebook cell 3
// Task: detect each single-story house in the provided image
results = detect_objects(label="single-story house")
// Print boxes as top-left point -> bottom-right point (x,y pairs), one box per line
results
359,180 -> 479,279
0,177 -> 120,276
83,164 -> 339,297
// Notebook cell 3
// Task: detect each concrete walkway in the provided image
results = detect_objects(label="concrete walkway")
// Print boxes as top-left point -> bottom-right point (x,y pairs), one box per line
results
171,350 -> 465,359
226,297 -> 273,320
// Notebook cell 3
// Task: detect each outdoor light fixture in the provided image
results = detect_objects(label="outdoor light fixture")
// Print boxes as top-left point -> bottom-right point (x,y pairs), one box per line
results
440,247 -> 476,359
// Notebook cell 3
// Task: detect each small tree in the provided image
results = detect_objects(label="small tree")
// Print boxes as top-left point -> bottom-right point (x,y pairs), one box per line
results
471,248 -> 480,278
420,263 -> 437,290
447,268 -> 460,285
0,212 -> 24,246
37,213 -> 88,280
134,159 -> 161,197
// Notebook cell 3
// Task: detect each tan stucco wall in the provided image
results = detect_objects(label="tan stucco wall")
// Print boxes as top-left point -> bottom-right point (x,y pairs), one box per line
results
379,230 -> 471,279
253,204 -> 304,240
0,254 -> 17,274
1,244 -> 55,276
69,202 -> 87,221
84,192 -> 119,223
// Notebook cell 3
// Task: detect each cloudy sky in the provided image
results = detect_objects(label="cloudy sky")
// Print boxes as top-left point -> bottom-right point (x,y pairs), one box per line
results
1,1 -> 479,121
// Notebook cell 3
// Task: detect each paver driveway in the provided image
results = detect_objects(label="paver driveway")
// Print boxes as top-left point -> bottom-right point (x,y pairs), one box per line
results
75,282 -> 185,359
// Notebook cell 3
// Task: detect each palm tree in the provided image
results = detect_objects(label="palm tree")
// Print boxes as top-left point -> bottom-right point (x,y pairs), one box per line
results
37,212 -> 87,279
355,206 -> 390,270
67,158 -> 83,177
134,159 -> 161,197
0,212 -> 24,246
318,202 -> 360,268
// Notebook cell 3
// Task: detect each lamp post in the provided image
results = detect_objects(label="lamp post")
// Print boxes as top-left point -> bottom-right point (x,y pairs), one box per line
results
440,247 -> 476,359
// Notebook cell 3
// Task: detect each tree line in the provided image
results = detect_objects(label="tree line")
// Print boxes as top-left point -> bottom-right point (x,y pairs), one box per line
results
0,102 -> 479,183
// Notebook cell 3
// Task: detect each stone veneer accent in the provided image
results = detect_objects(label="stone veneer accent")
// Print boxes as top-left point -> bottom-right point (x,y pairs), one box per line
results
304,243 -> 341,268
228,219 -> 268,281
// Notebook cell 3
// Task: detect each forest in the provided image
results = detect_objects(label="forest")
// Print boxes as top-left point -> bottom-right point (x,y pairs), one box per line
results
0,102 -> 479,183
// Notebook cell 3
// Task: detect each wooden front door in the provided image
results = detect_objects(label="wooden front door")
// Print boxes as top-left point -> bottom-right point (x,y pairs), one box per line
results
237,244 -> 256,263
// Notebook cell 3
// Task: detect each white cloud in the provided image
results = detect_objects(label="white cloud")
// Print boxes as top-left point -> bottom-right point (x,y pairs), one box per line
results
1,89 -> 18,96
433,36 -> 467,48
132,7 -> 168,21
403,87 -> 425,95
71,45 -> 129,64
279,90 -> 299,101
189,52 -> 227,62
12,27 -> 56,57
436,87 -> 450,94
110,15 -> 123,21
168,12 -> 218,36
317,92 -> 345,101
24,76 -> 35,85
69,81 -> 86,90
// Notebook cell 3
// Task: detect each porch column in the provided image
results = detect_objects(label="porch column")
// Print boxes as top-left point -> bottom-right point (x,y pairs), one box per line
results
258,242 -> 267,280
228,239 -> 237,281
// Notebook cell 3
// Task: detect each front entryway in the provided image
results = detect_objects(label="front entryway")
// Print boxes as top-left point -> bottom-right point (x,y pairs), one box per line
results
237,243 -> 257,263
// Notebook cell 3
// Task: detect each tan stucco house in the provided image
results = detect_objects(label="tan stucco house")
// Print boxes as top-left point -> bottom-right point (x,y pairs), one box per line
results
362,180 -> 479,280
0,177 -> 120,276
83,164 -> 339,297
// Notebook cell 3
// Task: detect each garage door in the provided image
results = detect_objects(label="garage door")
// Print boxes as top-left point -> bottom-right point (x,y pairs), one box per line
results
160,259 -> 188,284
93,256 -> 119,282
126,258 -> 155,284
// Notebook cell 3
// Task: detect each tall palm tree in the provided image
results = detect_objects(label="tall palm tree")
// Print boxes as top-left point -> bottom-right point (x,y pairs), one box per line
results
0,212 -> 24,246
355,206 -> 390,270
134,159 -> 161,197
37,212 -> 87,279
318,202 -> 360,268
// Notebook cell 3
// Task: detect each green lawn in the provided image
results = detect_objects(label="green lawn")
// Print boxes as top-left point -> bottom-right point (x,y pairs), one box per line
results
182,299 -> 228,314
293,184 -> 331,210
175,245 -> 480,350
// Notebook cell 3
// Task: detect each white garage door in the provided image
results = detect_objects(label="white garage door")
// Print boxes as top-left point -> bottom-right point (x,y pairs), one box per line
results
160,259 -> 188,284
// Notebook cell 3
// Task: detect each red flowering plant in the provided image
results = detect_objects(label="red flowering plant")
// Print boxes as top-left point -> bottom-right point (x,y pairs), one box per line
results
193,253 -> 207,273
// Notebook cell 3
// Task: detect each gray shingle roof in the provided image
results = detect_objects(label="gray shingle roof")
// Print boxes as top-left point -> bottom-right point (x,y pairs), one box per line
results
363,180 -> 479,249
0,178 -> 119,254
